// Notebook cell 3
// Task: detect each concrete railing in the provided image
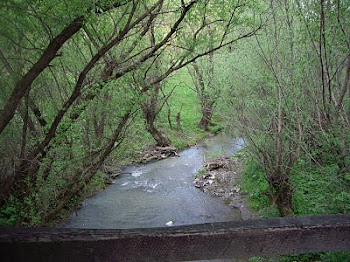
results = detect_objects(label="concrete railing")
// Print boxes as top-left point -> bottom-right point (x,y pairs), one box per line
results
1,214 -> 350,262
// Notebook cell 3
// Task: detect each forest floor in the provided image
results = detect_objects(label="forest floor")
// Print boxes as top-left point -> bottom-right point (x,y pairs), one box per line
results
194,156 -> 259,220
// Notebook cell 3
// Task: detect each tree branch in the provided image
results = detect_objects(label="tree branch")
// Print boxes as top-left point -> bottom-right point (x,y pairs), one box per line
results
0,16 -> 84,134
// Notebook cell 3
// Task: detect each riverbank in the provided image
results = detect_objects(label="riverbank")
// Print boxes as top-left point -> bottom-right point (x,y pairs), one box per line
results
194,156 -> 259,220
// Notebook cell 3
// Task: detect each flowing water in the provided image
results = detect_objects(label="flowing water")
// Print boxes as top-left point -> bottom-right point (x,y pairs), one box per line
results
64,133 -> 245,229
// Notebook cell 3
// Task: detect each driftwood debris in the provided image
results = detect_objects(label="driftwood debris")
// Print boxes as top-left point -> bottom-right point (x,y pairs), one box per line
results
101,165 -> 121,175
140,146 -> 178,163
194,157 -> 234,190
101,166 -> 132,183
204,156 -> 232,171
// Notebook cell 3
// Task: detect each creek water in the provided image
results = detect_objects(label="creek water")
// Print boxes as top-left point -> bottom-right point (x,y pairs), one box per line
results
64,133 -> 245,229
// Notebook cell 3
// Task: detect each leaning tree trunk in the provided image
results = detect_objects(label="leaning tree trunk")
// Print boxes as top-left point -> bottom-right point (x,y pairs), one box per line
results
144,106 -> 172,147
147,124 -> 172,147
0,17 -> 84,135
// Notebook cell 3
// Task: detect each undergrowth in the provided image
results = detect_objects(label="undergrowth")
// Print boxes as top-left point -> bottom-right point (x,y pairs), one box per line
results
239,148 -> 350,261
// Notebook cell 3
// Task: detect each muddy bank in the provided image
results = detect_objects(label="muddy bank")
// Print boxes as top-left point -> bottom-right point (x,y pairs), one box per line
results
194,156 -> 258,220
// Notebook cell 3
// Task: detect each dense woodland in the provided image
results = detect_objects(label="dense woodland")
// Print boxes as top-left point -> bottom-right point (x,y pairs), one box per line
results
0,0 -> 349,246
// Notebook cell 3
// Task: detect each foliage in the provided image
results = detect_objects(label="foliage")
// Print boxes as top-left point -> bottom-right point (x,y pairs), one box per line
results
3,0 -> 261,225
0,3 -> 349,261
241,134 -> 350,260
0,196 -> 20,227
240,153 -> 277,216
216,0 -> 350,259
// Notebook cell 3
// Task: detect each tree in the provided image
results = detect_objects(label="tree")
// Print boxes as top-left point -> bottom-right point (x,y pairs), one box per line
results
188,54 -> 218,131
0,0 -> 261,225
186,0 -> 260,131
1,0 -> 197,223
220,0 -> 349,217
134,21 -> 174,147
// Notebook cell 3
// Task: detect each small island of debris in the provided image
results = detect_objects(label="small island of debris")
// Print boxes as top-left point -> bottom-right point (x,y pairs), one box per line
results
194,156 -> 258,220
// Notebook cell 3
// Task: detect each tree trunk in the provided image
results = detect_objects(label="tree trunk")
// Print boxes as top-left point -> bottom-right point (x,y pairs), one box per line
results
189,62 -> 216,131
20,91 -> 29,160
141,84 -> 172,147
198,103 -> 213,131
176,111 -> 183,132
145,111 -> 171,147
268,174 -> 294,217
275,189 -> 294,217
0,17 -> 84,135
148,126 -> 172,147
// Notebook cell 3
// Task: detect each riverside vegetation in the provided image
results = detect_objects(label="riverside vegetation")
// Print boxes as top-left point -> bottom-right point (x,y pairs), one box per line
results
0,1 -> 349,261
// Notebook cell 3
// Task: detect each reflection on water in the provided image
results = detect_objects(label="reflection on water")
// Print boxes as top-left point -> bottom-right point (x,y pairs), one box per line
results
64,133 -> 245,229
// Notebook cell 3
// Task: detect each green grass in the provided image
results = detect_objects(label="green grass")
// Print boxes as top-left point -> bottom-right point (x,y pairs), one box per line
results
239,155 -> 272,214
195,169 -> 207,179
111,68 -> 208,165
240,150 -> 350,261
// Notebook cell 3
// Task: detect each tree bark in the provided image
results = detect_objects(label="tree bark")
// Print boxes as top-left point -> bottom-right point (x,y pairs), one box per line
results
268,174 -> 294,217
198,102 -> 213,131
28,99 -> 47,127
189,61 -> 216,131
20,91 -> 30,160
148,126 -> 172,147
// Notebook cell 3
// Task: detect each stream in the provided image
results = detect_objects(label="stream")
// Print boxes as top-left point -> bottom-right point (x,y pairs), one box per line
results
64,133 -> 245,229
